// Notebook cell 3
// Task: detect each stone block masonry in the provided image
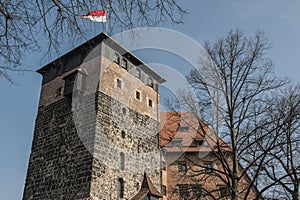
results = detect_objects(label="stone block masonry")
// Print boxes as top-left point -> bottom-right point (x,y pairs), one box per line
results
23,90 -> 161,200
90,91 -> 161,199
23,97 -> 93,200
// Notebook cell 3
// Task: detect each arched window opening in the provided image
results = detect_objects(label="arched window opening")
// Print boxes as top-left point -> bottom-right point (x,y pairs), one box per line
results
118,178 -> 124,198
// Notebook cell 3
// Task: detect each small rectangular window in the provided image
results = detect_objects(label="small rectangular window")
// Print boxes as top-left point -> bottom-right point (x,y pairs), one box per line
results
55,87 -> 62,97
121,58 -> 127,70
148,99 -> 153,107
136,91 -> 140,100
114,53 -> 120,64
147,77 -> 154,88
178,126 -> 190,132
133,68 -> 141,78
63,72 -> 77,96
194,139 -> 204,146
117,79 -> 122,88
178,162 -> 187,172
203,162 -> 213,173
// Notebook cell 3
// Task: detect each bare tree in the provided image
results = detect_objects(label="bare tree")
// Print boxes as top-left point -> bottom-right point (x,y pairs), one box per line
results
164,30 -> 287,199
0,0 -> 187,83
254,84 -> 300,200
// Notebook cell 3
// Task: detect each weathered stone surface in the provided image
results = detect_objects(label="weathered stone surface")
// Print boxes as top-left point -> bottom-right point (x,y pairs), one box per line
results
90,91 -> 161,199
23,97 -> 93,200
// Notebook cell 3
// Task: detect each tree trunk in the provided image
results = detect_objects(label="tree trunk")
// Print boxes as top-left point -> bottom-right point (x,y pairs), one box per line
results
292,184 -> 299,200
231,126 -> 239,200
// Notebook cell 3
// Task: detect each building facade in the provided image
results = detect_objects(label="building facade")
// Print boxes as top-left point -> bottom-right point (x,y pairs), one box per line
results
23,33 -> 163,200
160,112 -> 258,200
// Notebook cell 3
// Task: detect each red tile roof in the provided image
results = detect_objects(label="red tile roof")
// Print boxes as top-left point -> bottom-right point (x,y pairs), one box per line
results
160,112 -> 231,152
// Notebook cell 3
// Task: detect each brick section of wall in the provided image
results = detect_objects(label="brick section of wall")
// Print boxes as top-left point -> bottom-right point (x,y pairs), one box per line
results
23,97 -> 94,200
164,152 -> 257,200
99,55 -> 159,120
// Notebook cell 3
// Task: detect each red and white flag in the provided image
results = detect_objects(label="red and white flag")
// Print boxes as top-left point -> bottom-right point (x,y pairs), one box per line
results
81,10 -> 107,22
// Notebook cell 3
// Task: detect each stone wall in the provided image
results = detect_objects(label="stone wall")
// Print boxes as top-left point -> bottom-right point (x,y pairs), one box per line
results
90,91 -> 161,199
23,97 -> 94,200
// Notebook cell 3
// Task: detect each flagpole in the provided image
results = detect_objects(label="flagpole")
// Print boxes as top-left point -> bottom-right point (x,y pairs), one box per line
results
105,9 -> 109,34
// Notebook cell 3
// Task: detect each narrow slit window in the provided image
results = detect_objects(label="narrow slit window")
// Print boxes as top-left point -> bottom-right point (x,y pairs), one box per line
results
118,178 -> 124,198
122,107 -> 127,115
120,152 -> 125,170
117,79 -> 122,88
121,131 -> 126,138
136,91 -> 140,100
148,99 -> 153,107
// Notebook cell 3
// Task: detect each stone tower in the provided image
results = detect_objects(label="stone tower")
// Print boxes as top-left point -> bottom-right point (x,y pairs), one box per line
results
23,33 -> 164,200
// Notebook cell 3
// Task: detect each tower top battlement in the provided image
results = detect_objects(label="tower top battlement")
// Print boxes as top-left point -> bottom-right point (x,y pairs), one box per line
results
37,32 -> 165,85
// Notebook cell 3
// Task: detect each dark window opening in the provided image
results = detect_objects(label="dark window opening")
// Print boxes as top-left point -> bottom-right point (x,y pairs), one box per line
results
55,87 -> 62,97
117,79 -> 122,88
120,152 -> 125,170
118,178 -> 124,198
121,131 -> 126,138
63,70 -> 86,97
147,77 -> 154,88
122,107 -> 127,115
194,139 -> 204,146
148,99 -> 153,107
178,184 -> 202,199
136,91 -> 140,100
178,126 -> 190,132
135,182 -> 140,191
114,53 -> 120,64
203,162 -> 213,173
121,58 -> 127,70
178,162 -> 187,172
63,72 -> 77,96
133,68 -> 141,78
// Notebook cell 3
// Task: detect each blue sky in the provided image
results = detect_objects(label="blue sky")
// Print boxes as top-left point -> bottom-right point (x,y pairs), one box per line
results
1,1 -> 300,199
